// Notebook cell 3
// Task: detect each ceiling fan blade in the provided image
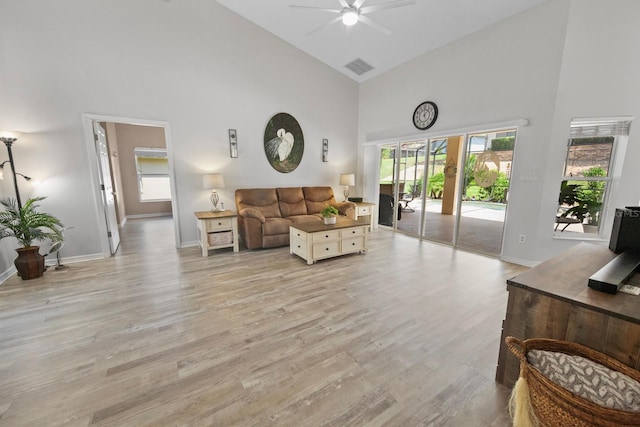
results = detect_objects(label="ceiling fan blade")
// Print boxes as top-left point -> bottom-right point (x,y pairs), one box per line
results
307,15 -> 343,35
360,0 -> 415,14
337,0 -> 350,8
289,5 -> 341,13
352,0 -> 366,8
358,15 -> 392,35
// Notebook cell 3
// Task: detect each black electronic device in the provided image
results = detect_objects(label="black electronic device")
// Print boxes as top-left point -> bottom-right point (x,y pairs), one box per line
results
588,251 -> 640,294
609,207 -> 640,253
348,197 -> 363,203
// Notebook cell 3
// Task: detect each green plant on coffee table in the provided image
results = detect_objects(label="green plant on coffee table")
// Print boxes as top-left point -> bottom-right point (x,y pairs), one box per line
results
320,205 -> 339,218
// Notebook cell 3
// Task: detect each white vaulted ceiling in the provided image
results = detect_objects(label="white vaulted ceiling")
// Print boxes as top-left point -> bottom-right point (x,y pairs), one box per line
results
216,0 -> 548,82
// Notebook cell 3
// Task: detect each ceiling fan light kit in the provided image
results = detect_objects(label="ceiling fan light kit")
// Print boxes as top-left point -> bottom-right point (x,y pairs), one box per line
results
290,0 -> 415,35
342,9 -> 359,25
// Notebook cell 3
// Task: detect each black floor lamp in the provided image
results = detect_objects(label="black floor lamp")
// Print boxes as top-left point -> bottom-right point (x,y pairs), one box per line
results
0,131 -> 31,210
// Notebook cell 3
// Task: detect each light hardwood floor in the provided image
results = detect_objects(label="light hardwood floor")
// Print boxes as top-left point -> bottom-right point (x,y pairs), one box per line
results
0,217 -> 527,426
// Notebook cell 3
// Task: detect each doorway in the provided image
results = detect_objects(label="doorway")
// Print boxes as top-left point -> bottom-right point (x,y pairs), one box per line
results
377,128 -> 516,256
82,114 -> 180,258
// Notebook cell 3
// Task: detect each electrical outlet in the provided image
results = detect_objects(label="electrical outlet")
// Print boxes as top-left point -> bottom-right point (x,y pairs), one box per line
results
518,234 -> 526,243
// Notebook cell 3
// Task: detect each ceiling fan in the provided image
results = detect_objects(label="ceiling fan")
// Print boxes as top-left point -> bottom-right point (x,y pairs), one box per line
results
290,0 -> 416,36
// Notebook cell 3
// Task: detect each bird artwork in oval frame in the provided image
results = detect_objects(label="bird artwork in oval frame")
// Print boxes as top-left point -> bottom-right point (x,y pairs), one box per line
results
264,112 -> 304,173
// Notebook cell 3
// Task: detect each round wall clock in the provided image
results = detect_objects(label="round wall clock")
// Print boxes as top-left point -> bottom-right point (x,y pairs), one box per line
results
413,101 -> 438,130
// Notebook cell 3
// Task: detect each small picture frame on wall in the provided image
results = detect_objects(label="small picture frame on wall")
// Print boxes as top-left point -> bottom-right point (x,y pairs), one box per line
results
229,129 -> 238,158
322,139 -> 328,162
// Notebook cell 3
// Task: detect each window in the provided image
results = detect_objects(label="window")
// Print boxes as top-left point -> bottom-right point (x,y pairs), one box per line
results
555,118 -> 631,235
134,148 -> 171,202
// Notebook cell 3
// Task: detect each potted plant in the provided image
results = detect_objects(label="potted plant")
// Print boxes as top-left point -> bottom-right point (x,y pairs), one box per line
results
321,205 -> 339,225
0,197 -> 64,280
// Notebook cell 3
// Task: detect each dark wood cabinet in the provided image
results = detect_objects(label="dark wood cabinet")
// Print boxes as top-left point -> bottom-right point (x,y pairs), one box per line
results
496,242 -> 640,388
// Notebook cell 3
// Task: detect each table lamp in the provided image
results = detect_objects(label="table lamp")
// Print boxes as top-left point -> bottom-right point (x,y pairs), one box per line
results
203,173 -> 225,211
339,173 -> 355,201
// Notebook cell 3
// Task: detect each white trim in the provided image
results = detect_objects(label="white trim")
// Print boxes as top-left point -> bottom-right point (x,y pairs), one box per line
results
81,113 -> 182,257
0,266 -> 16,284
363,118 -> 529,146
119,217 -> 128,228
45,253 -> 104,266
126,213 -> 172,220
180,240 -> 199,248
571,116 -> 634,125
0,252 -> 104,284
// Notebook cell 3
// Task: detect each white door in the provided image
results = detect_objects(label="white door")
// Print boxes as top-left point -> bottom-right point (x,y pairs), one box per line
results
93,122 -> 121,254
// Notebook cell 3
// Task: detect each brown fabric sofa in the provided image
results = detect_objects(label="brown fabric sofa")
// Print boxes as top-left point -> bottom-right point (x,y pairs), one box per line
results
235,186 -> 356,249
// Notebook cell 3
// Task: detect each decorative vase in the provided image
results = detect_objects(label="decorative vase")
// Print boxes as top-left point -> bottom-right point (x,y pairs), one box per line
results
582,224 -> 599,234
14,246 -> 45,280
323,216 -> 337,225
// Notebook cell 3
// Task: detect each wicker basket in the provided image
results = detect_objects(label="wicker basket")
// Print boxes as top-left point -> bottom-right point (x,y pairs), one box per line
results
506,336 -> 640,427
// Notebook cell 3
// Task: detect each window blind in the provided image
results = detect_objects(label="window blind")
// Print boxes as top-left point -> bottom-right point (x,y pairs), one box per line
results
570,120 -> 632,138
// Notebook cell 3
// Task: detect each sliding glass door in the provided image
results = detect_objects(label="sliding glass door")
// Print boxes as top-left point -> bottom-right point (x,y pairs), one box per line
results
455,130 -> 514,255
378,128 -> 516,256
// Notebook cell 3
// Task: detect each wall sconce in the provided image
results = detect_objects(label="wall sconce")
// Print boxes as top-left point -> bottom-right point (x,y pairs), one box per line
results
229,129 -> 238,158
339,173 -> 355,201
203,173 -> 225,212
0,131 -> 30,209
322,139 -> 328,162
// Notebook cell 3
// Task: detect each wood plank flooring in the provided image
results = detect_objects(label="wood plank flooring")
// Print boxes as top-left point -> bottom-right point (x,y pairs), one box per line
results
0,217 -> 527,426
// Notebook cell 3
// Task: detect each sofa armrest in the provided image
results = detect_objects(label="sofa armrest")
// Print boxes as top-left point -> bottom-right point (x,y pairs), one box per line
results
238,207 -> 266,223
334,201 -> 356,219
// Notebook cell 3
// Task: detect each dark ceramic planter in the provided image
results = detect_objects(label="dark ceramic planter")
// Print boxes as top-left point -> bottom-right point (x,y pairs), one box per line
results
14,246 -> 45,280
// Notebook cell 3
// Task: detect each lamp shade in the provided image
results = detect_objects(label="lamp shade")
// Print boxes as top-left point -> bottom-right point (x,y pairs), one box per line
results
339,173 -> 355,186
203,173 -> 225,190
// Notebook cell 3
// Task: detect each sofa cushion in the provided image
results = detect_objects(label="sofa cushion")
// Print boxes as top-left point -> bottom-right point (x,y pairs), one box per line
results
277,187 -> 308,217
302,186 -> 337,214
236,188 -> 281,218
288,214 -> 322,224
262,217 -> 292,236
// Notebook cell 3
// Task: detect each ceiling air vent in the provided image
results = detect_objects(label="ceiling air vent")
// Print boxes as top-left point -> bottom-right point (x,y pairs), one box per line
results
345,58 -> 374,76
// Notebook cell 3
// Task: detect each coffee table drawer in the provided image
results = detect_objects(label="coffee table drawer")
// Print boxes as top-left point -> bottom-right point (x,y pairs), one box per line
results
342,237 -> 365,252
290,228 -> 308,243
313,241 -> 340,257
341,227 -> 365,238
291,239 -> 307,258
312,230 -> 340,243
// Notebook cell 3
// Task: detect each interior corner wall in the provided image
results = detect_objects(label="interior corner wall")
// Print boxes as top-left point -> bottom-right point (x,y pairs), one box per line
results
0,0 -> 359,261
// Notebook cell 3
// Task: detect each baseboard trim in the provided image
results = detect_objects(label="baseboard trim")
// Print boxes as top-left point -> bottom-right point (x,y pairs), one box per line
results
120,217 -> 128,227
0,266 -> 16,284
45,253 -> 104,266
125,213 -> 172,220
0,252 -> 107,285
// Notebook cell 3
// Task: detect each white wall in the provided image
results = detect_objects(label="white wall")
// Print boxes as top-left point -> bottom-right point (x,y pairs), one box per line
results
359,0 -> 640,265
359,0 -> 571,265
537,0 -> 640,261
0,0 -> 359,273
